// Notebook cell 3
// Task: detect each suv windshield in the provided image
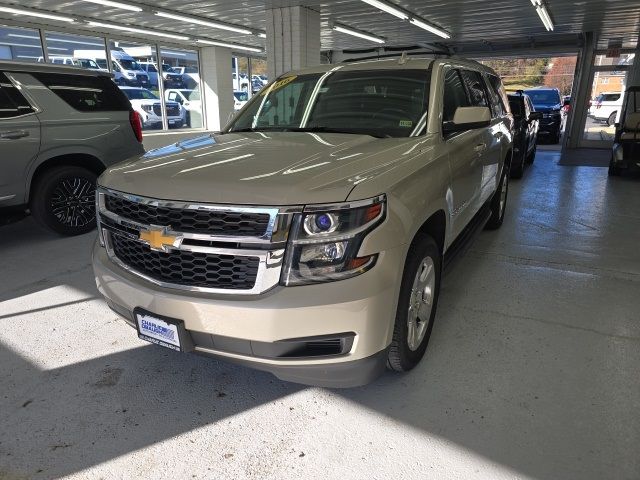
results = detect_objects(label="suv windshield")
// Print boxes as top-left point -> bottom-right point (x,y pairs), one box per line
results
227,69 -> 430,138
122,88 -> 158,100
526,90 -> 561,105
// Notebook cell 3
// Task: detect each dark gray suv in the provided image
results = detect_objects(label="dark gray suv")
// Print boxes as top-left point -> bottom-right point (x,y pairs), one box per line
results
0,61 -> 144,235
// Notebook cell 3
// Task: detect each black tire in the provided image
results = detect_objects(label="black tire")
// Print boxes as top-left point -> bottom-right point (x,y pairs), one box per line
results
30,165 -> 98,236
608,155 -> 621,176
485,162 -> 509,230
550,131 -> 561,144
511,144 -> 525,179
526,142 -> 537,164
387,234 -> 441,372
607,111 -> 617,127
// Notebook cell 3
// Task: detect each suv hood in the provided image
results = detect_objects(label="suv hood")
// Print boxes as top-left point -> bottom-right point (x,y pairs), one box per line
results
99,132 -> 426,205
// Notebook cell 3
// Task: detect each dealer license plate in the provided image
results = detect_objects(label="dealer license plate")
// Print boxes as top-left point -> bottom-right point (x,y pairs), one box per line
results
135,310 -> 183,351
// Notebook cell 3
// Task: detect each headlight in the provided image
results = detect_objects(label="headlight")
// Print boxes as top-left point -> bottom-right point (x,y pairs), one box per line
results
127,72 -> 135,78
141,104 -> 153,113
281,195 -> 386,286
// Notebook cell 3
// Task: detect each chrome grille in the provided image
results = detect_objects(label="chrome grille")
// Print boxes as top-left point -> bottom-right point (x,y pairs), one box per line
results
97,188 -> 299,295
111,234 -> 259,290
105,195 -> 270,236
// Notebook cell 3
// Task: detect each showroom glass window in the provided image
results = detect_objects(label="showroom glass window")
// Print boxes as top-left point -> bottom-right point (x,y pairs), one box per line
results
44,31 -> 106,71
0,25 -> 44,62
442,69 -> 471,123
108,39 -> 162,131
160,47 -> 203,129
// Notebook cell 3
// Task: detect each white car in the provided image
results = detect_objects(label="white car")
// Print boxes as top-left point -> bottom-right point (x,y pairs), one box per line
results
589,91 -> 624,125
172,66 -> 200,89
233,90 -> 249,111
165,89 -> 202,126
119,87 -> 184,129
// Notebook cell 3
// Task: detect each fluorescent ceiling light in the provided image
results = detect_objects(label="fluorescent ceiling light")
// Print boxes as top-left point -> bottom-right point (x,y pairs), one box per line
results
332,24 -> 385,44
81,0 -> 142,12
155,11 -> 253,35
409,18 -> 451,39
0,6 -> 74,23
87,21 -> 190,40
196,39 -> 262,53
360,0 -> 408,20
531,0 -> 553,31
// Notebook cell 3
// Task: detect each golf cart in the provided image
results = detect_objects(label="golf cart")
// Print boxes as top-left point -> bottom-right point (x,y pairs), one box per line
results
609,86 -> 640,176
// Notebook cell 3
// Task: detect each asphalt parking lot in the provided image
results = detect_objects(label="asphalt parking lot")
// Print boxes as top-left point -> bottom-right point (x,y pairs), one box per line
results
1,150 -> 639,479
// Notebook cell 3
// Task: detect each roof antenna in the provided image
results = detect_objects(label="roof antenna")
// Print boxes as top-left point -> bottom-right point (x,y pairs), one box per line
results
398,51 -> 409,65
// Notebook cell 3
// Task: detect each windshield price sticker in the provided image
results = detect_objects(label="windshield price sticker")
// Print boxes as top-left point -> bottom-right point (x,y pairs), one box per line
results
261,75 -> 297,95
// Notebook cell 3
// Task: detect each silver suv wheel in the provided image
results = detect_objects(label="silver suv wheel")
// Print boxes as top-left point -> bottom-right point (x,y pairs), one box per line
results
407,256 -> 436,351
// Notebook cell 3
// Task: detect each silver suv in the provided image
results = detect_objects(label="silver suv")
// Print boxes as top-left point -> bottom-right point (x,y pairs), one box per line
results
93,57 -> 513,387
0,61 -> 144,235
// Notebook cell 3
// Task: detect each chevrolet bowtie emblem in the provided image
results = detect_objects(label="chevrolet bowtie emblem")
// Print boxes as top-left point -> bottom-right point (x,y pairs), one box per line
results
139,227 -> 179,252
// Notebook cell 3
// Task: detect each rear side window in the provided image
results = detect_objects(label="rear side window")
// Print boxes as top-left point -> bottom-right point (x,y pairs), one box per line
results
443,69 -> 470,122
603,93 -> 620,102
31,72 -> 130,112
460,70 -> 490,108
0,72 -> 35,119
486,74 -> 508,116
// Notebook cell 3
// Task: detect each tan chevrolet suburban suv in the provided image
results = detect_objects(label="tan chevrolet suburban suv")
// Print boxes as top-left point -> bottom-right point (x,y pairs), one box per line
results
93,57 -> 513,387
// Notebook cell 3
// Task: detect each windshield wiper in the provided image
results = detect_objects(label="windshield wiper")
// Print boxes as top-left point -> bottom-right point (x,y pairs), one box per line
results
287,127 -> 388,138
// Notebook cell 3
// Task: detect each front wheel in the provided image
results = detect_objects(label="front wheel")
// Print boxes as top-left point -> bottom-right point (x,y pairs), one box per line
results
387,234 -> 441,372
30,165 -> 98,235
485,163 -> 509,230
607,112 -> 617,127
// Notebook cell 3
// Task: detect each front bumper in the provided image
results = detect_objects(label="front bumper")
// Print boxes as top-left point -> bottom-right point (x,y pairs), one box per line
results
93,241 -> 405,387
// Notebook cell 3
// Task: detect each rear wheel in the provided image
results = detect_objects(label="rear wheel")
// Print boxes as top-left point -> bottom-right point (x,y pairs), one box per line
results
608,155 -> 621,176
30,165 -> 98,236
485,162 -> 509,230
607,111 -> 617,127
511,143 -> 526,179
387,234 -> 441,372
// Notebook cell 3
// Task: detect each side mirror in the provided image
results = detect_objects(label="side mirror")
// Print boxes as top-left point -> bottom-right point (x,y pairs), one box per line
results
443,106 -> 491,134
529,112 -> 543,121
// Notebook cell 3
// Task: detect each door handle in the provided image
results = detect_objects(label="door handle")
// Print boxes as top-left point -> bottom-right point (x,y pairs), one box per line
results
474,143 -> 486,153
0,130 -> 29,140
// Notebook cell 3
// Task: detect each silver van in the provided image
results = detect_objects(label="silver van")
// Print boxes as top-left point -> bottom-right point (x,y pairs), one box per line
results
0,61 -> 144,235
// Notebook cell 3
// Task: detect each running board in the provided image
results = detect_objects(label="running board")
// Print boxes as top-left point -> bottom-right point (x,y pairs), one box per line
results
443,204 -> 492,273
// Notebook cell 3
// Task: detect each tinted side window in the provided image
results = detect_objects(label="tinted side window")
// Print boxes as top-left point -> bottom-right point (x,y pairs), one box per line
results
0,72 -> 35,119
31,72 -> 131,112
460,70 -> 489,108
443,69 -> 470,122
486,74 -> 508,116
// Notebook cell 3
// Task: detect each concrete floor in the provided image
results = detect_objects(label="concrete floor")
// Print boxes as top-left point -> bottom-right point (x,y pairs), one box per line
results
1,150 -> 639,480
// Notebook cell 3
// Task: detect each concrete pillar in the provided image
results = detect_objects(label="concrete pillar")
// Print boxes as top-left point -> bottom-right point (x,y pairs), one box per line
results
627,41 -> 640,87
265,6 -> 321,79
200,46 -> 234,131
565,32 -> 596,149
